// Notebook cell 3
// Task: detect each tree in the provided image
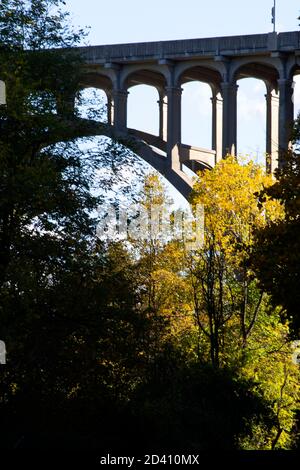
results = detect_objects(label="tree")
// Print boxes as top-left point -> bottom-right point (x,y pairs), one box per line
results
188,157 -> 300,449
1,1 -> 299,452
0,0 -> 113,446
189,157 -> 282,366
0,0 -> 91,285
251,145 -> 300,333
127,174 -> 194,363
0,1 -> 183,450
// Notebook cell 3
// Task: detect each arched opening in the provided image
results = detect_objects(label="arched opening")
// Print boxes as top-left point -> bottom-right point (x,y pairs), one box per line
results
237,77 -> 266,163
235,62 -> 279,164
76,87 -> 108,122
292,74 -> 300,119
127,84 -> 159,136
181,81 -> 212,149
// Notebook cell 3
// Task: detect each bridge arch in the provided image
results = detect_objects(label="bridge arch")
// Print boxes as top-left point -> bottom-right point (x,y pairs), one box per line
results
174,60 -> 225,87
181,81 -> 212,150
177,65 -> 223,160
287,65 -> 300,119
127,83 -> 160,137
76,87 -> 108,123
178,65 -> 222,92
287,61 -> 300,81
80,71 -> 113,94
236,77 -> 267,161
81,70 -> 114,124
231,58 -> 281,85
120,64 -> 170,90
122,68 -> 167,141
77,123 -> 193,198
231,62 -> 280,169
79,72 -> 114,123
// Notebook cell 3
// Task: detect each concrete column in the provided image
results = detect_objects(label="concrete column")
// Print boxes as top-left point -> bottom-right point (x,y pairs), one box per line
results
166,86 -> 182,169
158,92 -> 168,141
112,89 -> 128,131
221,82 -> 238,156
265,90 -> 279,173
106,93 -> 113,125
278,78 -> 294,164
211,92 -> 223,162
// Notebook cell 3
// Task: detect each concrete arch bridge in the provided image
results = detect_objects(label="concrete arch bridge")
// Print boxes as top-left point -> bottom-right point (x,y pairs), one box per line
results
74,31 -> 300,198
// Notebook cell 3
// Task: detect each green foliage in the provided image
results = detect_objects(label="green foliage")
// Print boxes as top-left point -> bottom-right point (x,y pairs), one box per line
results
1,0 -> 300,452
0,0 -> 86,50
251,147 -> 300,333
188,157 -> 300,448
189,157 -> 282,366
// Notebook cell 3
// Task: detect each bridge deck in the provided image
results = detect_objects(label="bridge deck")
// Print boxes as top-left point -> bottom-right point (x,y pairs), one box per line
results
80,31 -> 300,63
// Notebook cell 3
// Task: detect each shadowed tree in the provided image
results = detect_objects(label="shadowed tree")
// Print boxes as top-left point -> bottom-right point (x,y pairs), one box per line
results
251,123 -> 300,334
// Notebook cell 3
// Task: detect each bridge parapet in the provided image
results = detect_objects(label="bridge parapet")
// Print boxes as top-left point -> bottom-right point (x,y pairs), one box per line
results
179,144 -> 216,169
80,32 -> 300,64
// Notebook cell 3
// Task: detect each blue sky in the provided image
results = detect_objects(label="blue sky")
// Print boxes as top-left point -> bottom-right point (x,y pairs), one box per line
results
65,0 -> 300,200
67,0 -> 300,45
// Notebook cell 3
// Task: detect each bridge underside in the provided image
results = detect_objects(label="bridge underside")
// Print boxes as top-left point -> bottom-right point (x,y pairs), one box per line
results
69,119 -> 214,199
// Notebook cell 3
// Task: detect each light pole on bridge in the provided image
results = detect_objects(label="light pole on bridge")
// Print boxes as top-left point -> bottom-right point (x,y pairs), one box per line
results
271,0 -> 276,33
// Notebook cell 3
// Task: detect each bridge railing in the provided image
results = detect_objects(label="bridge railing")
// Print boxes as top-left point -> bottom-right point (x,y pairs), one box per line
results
278,31 -> 300,50
127,128 -> 166,152
179,144 -> 216,168
79,31 -> 300,63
